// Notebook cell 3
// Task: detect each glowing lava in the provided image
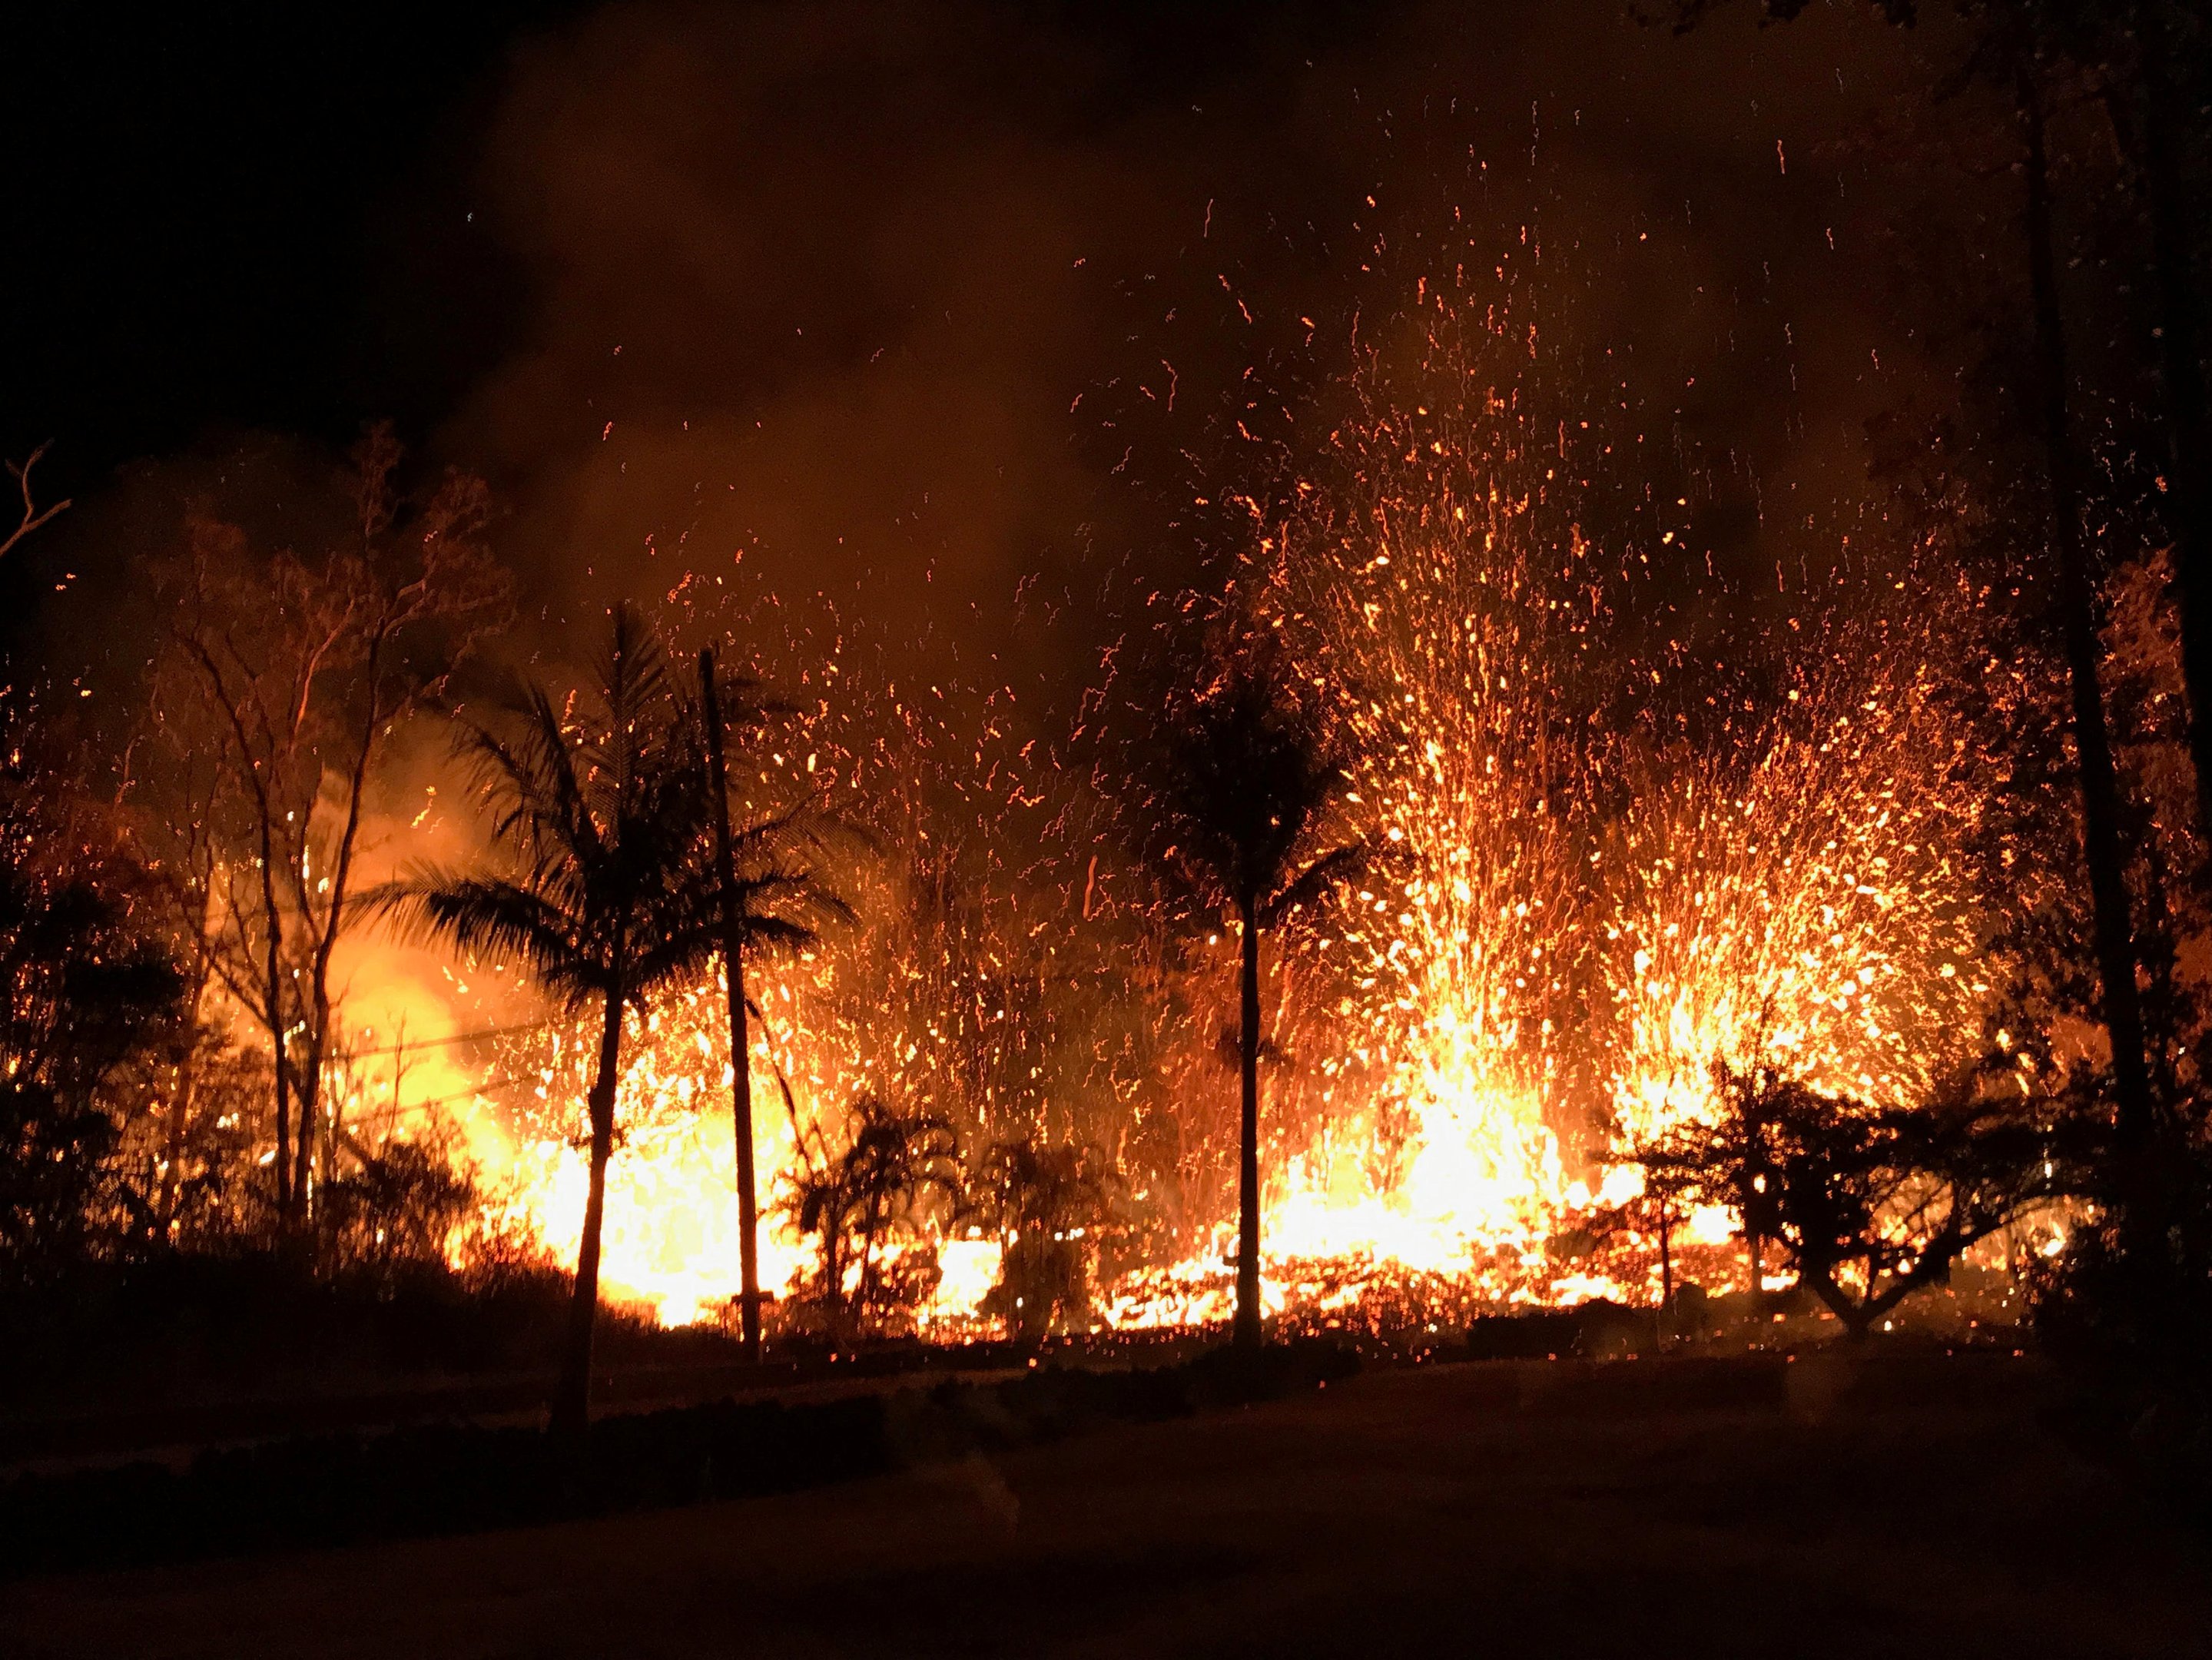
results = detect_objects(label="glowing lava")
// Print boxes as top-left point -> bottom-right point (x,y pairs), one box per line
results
439,287 -> 1994,1336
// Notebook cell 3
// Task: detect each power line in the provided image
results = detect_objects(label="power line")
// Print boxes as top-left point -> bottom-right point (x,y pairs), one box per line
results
357,1072 -> 544,1120
340,1019 -> 553,1061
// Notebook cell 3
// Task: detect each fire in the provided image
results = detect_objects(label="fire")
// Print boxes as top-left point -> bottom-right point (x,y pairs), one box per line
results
1603,636 -> 1987,1149
410,282 -> 1999,1338
1086,295 -> 1995,1326
466,971 -> 1003,1329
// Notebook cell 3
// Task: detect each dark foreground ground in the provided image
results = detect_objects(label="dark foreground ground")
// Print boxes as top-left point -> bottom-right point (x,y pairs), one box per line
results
6,1355 -> 2209,1659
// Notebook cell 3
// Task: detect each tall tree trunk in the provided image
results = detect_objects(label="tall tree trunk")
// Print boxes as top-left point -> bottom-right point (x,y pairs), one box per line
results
1742,1103 -> 1765,1321
859,1192 -> 883,1334
699,649 -> 762,1363
554,985 -> 625,1441
296,650 -> 386,1241
2134,1 -> 2212,843
159,1039 -> 199,1237
294,1006 -> 320,1225
2019,65 -> 2160,1197
158,892 -> 216,1236
259,825 -> 293,1230
1233,901 -> 1262,1352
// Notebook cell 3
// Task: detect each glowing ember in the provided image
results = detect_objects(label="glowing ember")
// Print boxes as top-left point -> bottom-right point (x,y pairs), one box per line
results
415,277 -> 1999,1336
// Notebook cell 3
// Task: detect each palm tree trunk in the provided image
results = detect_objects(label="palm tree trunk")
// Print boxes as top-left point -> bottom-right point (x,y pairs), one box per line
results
2019,64 -> 2160,1210
699,649 -> 762,1363
1234,901 -> 1262,1351
554,987 -> 625,1441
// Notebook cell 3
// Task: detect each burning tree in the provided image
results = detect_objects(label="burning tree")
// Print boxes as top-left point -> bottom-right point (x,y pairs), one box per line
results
1636,1063 -> 2063,1340
379,606 -> 723,1436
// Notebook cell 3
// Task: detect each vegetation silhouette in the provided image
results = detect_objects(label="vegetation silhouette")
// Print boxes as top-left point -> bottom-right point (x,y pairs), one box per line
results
1637,1063 -> 2063,1341
785,1093 -> 963,1340
1139,639 -> 1365,1350
0,719 -> 183,1278
376,606 -> 723,1438
1678,0 -> 2212,1479
975,1137 -> 1116,1343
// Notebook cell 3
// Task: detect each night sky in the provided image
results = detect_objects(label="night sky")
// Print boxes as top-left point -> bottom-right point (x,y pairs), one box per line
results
5,2 -> 1990,700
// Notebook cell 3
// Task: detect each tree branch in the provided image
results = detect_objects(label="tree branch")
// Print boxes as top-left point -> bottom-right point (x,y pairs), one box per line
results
0,443 -> 71,560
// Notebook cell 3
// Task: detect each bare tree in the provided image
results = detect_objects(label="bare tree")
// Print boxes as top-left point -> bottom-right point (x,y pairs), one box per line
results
149,427 -> 509,1235
0,443 -> 69,563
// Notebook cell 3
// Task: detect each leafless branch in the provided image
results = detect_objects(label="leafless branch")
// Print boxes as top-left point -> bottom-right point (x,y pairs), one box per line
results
1,442 -> 71,560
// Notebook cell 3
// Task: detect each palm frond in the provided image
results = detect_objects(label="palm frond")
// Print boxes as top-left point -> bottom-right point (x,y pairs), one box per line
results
370,868 -> 606,1008
1143,640 -> 1349,920
1261,840 -> 1371,929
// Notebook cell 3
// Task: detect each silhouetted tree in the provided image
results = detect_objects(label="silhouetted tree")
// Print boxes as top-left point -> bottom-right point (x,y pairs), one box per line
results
788,1094 -> 962,1339
1721,3 -> 2212,857
1676,0 -> 2175,1243
151,428 -> 507,1235
2097,2 -> 2212,843
976,1137 -> 1114,1343
1638,1064 -> 2061,1340
1141,643 -> 1363,1350
0,717 -> 182,1277
377,606 -> 720,1437
1998,12 -> 2167,1249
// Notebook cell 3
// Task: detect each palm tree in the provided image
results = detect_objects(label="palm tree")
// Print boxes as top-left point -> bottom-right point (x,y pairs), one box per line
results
977,1137 -> 1114,1343
788,1094 -> 963,1337
695,647 -> 851,1363
379,607 -> 720,1437
1145,645 -> 1363,1350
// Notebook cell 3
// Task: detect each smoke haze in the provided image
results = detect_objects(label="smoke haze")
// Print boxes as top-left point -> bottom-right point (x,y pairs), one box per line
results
18,0 -> 1998,715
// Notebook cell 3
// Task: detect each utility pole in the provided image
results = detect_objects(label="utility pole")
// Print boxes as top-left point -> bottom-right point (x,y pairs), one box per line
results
700,647 -> 764,1363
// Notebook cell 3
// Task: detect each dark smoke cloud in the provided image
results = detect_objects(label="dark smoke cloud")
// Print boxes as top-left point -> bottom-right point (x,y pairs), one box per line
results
412,0 -> 1978,696
29,0 -> 1992,716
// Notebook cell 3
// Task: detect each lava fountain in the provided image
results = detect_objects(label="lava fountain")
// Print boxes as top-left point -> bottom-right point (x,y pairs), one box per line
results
445,291 -> 1996,1334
